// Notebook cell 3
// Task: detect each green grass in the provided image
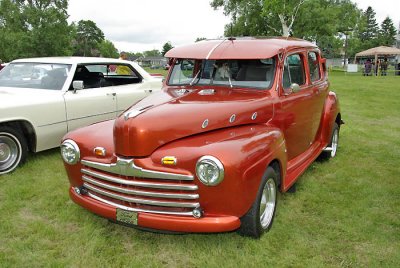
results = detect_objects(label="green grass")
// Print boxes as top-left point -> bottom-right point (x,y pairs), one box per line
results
1,73 -> 399,267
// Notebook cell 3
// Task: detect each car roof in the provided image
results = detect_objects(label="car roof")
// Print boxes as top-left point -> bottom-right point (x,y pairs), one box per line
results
165,37 -> 318,59
11,56 -> 132,65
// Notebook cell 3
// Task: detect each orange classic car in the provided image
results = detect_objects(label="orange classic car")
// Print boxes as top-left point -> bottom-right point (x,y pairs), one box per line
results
61,38 -> 343,238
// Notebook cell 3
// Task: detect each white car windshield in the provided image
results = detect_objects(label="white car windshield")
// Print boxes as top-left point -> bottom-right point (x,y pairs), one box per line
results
168,58 -> 276,89
0,62 -> 71,90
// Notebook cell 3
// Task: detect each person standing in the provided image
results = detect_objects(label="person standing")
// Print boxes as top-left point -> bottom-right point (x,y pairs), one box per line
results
380,58 -> 388,76
116,52 -> 132,75
374,59 -> 380,76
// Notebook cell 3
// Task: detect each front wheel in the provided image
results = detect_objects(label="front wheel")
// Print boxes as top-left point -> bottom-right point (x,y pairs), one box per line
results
238,166 -> 278,238
0,126 -> 28,175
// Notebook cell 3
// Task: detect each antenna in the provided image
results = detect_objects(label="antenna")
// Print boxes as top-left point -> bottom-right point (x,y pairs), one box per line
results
228,23 -> 236,41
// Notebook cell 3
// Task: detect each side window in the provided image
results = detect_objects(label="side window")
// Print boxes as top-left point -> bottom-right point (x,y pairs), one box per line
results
72,64 -> 142,89
282,54 -> 305,89
308,52 -> 321,82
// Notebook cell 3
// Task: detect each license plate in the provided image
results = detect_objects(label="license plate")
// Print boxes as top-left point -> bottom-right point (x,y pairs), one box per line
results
116,208 -> 138,225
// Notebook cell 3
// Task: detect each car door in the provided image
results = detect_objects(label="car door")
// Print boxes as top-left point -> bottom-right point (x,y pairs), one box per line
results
63,64 -> 116,132
306,51 -> 329,141
110,64 -> 152,114
275,52 -> 317,160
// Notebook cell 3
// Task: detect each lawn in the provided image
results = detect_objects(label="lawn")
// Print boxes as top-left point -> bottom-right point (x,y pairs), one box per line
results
0,72 -> 399,267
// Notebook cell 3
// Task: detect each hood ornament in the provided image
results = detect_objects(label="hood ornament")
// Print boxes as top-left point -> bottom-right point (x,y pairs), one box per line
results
124,105 -> 153,121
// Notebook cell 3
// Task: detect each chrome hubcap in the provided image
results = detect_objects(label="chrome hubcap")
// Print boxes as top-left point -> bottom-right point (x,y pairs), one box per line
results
0,135 -> 19,171
330,129 -> 338,157
259,178 -> 276,229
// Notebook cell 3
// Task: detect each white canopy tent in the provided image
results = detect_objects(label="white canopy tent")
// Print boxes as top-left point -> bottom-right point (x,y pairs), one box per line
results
355,46 -> 400,63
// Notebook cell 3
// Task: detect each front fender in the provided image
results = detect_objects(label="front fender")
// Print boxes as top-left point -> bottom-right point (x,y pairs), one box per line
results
148,124 -> 286,218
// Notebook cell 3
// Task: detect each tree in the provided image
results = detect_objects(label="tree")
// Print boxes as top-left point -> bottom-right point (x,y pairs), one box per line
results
99,39 -> 119,58
195,37 -> 207,42
161,42 -> 174,56
211,0 -> 362,61
73,20 -> 105,56
378,17 -> 396,46
143,49 -> 161,58
262,0 -> 306,37
0,0 -> 72,61
211,0 -> 306,37
358,6 -> 380,49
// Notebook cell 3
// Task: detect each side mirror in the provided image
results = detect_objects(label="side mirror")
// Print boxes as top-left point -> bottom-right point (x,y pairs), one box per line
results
290,83 -> 301,93
72,80 -> 84,93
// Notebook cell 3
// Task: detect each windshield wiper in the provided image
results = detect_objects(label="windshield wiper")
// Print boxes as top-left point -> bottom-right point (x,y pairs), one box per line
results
228,75 -> 233,88
189,70 -> 201,86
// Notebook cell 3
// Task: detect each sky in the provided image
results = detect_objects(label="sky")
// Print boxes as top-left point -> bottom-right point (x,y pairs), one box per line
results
67,0 -> 400,53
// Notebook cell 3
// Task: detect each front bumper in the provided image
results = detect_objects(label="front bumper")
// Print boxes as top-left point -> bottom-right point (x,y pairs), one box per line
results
70,187 -> 241,233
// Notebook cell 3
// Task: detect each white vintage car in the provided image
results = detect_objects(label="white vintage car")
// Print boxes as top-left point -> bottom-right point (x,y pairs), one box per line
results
0,57 -> 162,174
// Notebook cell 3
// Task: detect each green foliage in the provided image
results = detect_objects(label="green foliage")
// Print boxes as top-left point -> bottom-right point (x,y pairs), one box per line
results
358,6 -> 379,47
0,73 -> 399,266
378,17 -> 397,46
98,39 -> 119,58
143,49 -> 161,58
72,20 -> 105,56
161,41 -> 174,56
0,0 -> 73,61
211,0 -> 363,58
195,37 -> 207,42
126,52 -> 144,59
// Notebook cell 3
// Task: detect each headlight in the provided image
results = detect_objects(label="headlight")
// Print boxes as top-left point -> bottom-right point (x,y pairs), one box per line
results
61,139 -> 80,165
196,156 -> 224,186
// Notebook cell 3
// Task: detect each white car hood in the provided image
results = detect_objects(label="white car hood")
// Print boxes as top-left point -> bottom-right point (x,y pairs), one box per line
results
0,87 -> 63,108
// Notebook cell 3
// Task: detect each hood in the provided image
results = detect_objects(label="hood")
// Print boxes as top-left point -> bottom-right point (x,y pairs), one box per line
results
0,87 -> 62,108
114,87 -> 274,157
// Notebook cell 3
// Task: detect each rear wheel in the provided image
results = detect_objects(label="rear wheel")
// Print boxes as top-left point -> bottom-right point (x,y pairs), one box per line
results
238,166 -> 278,238
321,122 -> 339,159
0,126 -> 28,175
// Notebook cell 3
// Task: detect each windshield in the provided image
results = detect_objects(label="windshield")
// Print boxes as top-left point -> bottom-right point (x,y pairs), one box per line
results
168,58 -> 275,89
0,62 -> 71,90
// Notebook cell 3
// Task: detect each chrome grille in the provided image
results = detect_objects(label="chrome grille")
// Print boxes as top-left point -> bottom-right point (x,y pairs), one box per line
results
80,158 -> 199,216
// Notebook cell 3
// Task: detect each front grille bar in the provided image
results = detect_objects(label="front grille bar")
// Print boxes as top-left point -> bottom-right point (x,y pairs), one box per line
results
87,192 -> 194,216
84,183 -> 200,208
81,158 -> 193,181
81,168 -> 198,191
83,175 -> 199,200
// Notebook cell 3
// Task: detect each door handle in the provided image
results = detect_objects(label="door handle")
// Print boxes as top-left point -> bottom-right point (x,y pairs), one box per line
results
145,89 -> 153,93
107,93 -> 116,96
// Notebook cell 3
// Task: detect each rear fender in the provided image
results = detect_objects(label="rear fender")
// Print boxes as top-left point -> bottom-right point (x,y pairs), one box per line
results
318,91 -> 341,146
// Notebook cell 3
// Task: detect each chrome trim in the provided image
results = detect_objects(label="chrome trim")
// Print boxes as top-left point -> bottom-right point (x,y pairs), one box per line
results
81,158 -> 193,180
196,155 -> 225,186
202,119 -> 209,129
81,168 -> 197,190
322,146 -> 332,152
206,39 -> 227,60
84,183 -> 200,208
87,192 -> 194,216
229,114 -> 236,123
198,89 -> 215,95
61,139 -> 80,165
124,105 -> 153,121
83,176 -> 199,199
